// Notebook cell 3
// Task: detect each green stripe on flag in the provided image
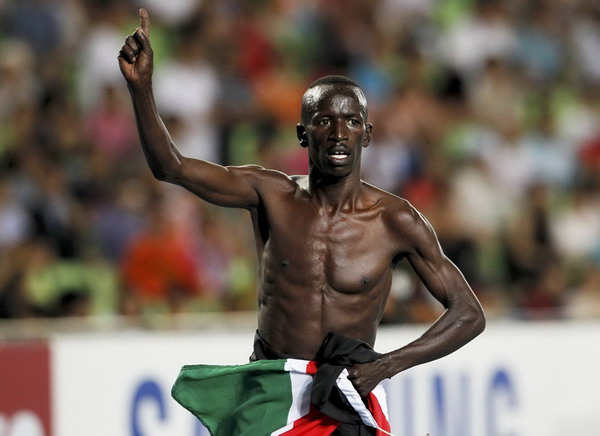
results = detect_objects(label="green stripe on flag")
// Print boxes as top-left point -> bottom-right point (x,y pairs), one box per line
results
172,359 -> 296,436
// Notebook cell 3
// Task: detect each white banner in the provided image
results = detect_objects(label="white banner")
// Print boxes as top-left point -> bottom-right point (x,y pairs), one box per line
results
50,321 -> 600,436
377,321 -> 600,436
51,330 -> 254,436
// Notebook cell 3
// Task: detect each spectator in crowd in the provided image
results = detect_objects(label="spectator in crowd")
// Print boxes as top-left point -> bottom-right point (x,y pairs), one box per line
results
121,203 -> 202,314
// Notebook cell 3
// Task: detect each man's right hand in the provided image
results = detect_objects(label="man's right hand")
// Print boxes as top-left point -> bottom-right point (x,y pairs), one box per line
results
118,8 -> 153,88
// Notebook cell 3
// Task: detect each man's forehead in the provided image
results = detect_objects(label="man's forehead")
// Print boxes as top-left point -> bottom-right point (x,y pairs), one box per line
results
304,84 -> 367,114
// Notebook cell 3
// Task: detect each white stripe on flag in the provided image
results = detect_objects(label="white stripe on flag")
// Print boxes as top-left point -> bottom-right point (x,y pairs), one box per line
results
271,360 -> 313,436
336,369 -> 396,436
371,383 -> 390,422
336,369 -> 378,428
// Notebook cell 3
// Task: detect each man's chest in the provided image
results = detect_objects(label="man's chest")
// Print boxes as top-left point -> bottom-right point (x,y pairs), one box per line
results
262,209 -> 396,293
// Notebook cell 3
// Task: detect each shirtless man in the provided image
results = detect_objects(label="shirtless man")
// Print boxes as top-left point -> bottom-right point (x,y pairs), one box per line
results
118,9 -> 484,400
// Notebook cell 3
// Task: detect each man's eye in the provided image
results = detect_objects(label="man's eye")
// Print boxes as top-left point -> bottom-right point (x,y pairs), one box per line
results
319,119 -> 331,126
347,119 -> 359,126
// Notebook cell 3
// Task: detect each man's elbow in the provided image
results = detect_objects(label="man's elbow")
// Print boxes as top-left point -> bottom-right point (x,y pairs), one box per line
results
465,303 -> 486,338
453,299 -> 486,340
147,161 -> 180,183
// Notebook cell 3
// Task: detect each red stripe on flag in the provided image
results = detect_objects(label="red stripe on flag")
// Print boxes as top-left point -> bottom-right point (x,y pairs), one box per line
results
306,361 -> 318,375
282,404 -> 339,436
368,392 -> 391,435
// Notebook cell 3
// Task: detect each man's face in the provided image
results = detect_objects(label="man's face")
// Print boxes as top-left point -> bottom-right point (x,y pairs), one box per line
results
298,85 -> 372,178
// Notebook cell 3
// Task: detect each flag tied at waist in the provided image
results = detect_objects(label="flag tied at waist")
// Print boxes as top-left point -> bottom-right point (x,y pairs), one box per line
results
171,357 -> 392,436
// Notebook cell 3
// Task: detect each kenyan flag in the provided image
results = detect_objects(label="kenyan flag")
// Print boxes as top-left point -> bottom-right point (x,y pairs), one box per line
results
172,358 -> 392,436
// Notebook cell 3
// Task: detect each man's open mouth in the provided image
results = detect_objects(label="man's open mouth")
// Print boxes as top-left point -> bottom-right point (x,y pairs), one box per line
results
327,148 -> 351,164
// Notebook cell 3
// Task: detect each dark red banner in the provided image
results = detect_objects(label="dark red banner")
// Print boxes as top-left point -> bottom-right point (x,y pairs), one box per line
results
0,341 -> 51,436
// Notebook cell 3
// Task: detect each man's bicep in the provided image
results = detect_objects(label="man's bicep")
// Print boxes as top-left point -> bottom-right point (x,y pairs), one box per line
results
402,210 -> 470,307
173,157 -> 262,208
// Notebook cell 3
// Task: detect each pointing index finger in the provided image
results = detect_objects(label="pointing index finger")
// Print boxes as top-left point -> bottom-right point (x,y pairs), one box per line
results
139,8 -> 150,37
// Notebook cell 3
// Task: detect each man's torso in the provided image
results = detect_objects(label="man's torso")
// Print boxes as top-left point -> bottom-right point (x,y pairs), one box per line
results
249,173 -> 408,359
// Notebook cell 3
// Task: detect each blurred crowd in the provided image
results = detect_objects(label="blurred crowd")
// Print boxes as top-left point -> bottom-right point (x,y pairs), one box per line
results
1,0 -> 600,325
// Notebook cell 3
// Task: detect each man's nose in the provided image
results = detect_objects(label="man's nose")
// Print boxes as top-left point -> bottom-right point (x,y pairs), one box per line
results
329,120 -> 348,141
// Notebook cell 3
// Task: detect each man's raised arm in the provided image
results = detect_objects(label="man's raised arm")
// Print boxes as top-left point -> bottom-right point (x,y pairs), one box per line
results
118,9 -> 260,209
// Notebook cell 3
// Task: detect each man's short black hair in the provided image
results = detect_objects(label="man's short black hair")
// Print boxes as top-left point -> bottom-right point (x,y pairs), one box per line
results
307,75 -> 362,89
300,75 -> 367,124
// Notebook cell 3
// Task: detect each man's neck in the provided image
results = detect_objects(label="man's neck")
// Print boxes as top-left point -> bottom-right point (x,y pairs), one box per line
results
308,171 -> 363,214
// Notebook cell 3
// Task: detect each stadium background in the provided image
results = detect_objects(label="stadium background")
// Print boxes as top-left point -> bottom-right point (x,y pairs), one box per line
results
1,0 -> 600,435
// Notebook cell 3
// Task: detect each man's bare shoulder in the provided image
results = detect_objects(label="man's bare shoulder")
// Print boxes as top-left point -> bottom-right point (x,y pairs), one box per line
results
362,182 -> 428,236
362,183 -> 416,217
230,164 -> 303,194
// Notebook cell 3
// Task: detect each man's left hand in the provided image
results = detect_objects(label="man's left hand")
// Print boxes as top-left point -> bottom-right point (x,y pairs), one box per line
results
347,356 -> 390,397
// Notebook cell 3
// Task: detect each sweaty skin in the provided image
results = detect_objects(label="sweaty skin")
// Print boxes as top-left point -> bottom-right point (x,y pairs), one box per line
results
118,9 -> 485,397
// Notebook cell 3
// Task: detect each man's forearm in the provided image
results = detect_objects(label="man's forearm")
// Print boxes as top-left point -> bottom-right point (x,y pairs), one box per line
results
382,302 -> 485,378
128,83 -> 182,181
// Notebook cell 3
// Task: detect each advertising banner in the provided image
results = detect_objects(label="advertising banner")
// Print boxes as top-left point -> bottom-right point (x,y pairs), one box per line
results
3,321 -> 600,436
51,330 -> 254,436
376,322 -> 600,436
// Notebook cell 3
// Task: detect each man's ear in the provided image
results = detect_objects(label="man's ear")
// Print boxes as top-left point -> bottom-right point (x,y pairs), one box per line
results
296,124 -> 308,148
363,123 -> 373,148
